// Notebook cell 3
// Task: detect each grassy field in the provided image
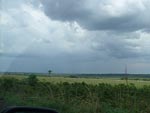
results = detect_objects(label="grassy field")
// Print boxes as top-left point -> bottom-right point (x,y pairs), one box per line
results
41,77 -> 150,87
1,75 -> 150,87
0,74 -> 150,113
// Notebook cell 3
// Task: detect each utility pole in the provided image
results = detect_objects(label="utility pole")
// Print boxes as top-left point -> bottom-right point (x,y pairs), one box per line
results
124,65 -> 128,85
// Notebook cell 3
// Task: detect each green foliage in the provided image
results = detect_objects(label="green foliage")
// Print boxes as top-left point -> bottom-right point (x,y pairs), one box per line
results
0,76 -> 150,113
0,77 -> 19,91
48,70 -> 52,76
27,74 -> 38,86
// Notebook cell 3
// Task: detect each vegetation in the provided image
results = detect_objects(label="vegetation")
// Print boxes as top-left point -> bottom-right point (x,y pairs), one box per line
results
48,70 -> 52,76
0,75 -> 150,113
1,75 -> 150,87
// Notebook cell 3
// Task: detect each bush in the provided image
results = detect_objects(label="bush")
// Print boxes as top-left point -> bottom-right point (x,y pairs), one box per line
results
27,74 -> 38,86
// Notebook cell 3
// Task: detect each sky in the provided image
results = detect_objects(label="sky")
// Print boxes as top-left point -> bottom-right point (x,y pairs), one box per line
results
0,0 -> 150,74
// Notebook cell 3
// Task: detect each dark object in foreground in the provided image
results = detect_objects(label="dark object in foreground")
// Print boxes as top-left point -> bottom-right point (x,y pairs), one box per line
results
0,106 -> 58,113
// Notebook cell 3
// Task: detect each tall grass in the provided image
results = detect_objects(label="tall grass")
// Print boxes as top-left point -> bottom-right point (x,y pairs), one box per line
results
0,76 -> 150,113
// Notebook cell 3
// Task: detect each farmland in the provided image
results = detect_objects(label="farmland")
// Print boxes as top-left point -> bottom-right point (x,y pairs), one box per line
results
39,76 -> 150,87
0,74 -> 150,113
1,74 -> 150,87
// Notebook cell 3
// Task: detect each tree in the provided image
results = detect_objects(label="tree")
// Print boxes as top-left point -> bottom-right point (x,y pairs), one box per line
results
48,70 -> 52,76
27,74 -> 38,86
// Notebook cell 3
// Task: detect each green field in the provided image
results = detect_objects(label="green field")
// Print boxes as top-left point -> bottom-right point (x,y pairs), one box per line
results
40,76 -> 150,87
0,74 -> 150,113
1,75 -> 150,87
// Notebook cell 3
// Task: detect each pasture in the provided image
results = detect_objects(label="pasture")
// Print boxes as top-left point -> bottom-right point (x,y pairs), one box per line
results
39,76 -> 150,87
0,74 -> 150,113
1,74 -> 150,87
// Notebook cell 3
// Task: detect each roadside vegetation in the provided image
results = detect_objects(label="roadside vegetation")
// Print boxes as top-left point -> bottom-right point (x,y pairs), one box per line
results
0,75 -> 150,113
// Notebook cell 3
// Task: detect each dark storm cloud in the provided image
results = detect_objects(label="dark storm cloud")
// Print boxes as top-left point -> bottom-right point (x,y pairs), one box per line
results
91,36 -> 140,59
40,0 -> 87,21
41,0 -> 150,32
83,15 -> 148,32
40,0 -> 150,59
103,41 -> 140,58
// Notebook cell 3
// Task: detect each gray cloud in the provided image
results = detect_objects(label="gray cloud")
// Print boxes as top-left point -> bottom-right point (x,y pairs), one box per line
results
41,0 -> 150,32
86,31 -> 147,59
40,0 -> 87,21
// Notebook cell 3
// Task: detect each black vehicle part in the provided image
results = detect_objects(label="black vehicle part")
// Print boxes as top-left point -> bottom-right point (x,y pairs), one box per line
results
0,106 -> 58,113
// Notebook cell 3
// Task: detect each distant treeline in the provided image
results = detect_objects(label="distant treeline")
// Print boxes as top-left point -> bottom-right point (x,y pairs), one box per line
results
1,72 -> 150,78
73,73 -> 150,78
0,72 -> 49,76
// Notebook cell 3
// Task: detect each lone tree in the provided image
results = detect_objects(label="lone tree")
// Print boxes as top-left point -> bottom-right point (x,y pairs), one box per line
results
48,70 -> 52,76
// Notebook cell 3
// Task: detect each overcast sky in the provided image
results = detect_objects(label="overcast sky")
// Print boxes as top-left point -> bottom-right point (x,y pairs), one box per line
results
0,0 -> 150,74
